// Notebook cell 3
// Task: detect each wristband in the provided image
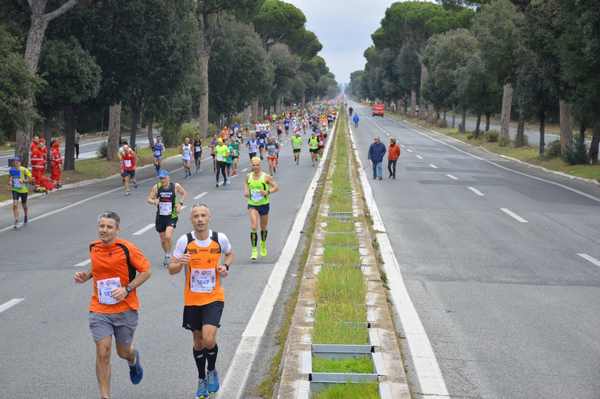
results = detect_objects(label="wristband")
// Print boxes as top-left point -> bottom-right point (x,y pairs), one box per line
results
224,264 -> 230,271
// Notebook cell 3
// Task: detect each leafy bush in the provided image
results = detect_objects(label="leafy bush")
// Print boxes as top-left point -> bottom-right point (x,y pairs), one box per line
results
563,136 -> 588,165
485,130 -> 499,142
545,140 -> 561,158
180,121 -> 200,139
498,135 -> 511,147
97,141 -> 108,158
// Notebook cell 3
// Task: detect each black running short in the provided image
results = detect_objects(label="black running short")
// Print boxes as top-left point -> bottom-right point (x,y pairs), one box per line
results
293,149 -> 301,154
12,191 -> 27,203
155,215 -> 177,233
248,203 -> 270,216
182,301 -> 224,331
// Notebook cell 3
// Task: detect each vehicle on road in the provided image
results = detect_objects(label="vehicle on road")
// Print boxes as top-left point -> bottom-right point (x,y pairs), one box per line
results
372,103 -> 385,117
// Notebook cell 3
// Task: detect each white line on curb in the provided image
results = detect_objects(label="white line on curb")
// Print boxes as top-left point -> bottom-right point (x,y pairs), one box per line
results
500,208 -> 528,223
349,125 -> 448,396
446,174 -> 458,180
0,298 -> 24,314
218,118 -> 338,399
429,164 -> 438,169
468,187 -> 485,197
194,192 -> 208,200
577,253 -> 600,267
133,223 -> 155,236
74,259 -> 91,268
416,155 -> 423,160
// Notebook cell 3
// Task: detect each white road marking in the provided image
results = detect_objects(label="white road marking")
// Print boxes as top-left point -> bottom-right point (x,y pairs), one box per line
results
0,298 -> 24,314
194,191 -> 208,200
500,208 -> 528,223
446,174 -> 458,180
577,253 -> 600,267
133,223 -> 155,236
429,163 -> 438,169
219,118 -> 338,399
416,154 -> 423,160
349,125 -> 449,397
406,148 -> 413,153
74,259 -> 91,268
468,187 -> 485,197
242,168 -> 249,172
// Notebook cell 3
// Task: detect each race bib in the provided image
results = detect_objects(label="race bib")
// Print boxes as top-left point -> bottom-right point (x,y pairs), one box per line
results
97,277 -> 121,305
123,159 -> 132,168
159,201 -> 173,216
251,190 -> 264,202
190,269 -> 216,293
195,146 -> 202,153
154,149 -> 161,157
12,177 -> 21,189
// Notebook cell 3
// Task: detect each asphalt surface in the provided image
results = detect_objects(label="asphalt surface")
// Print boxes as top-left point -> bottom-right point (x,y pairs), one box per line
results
0,137 -> 318,398
350,101 -> 600,399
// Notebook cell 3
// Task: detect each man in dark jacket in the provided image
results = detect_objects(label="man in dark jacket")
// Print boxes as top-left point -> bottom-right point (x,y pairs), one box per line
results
368,136 -> 386,180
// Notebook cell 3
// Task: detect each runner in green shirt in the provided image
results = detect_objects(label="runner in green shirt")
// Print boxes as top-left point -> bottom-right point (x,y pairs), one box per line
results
8,157 -> 32,229
291,131 -> 303,166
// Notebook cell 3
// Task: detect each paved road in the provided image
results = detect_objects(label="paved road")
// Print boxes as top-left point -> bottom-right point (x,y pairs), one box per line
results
0,137 -> 316,398
0,134 -> 149,175
351,101 -> 600,399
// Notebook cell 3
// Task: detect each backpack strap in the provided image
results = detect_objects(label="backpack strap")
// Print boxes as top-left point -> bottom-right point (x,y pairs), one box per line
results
89,242 -> 136,284
183,232 -> 194,254
210,230 -> 221,254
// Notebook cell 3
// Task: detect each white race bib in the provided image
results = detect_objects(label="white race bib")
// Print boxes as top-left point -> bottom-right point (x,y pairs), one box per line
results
251,190 -> 264,202
190,269 -> 216,293
195,146 -> 202,152
97,277 -> 121,305
123,159 -> 132,168
12,177 -> 21,189
159,201 -> 173,216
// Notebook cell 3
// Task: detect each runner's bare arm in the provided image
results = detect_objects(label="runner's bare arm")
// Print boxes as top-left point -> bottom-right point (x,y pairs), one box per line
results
168,254 -> 190,275
217,251 -> 235,277
147,185 -> 159,206
266,176 -> 279,194
175,183 -> 186,203
243,180 -> 249,198
73,270 -> 92,284
112,269 -> 151,301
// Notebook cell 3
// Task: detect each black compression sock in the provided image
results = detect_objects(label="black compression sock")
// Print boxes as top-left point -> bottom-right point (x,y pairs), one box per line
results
260,230 -> 268,242
194,348 -> 207,379
251,231 -> 258,247
206,345 -> 218,371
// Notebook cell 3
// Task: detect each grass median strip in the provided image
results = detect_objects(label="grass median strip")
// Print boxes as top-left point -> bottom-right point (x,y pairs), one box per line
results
312,356 -> 374,374
325,218 -> 355,233
312,382 -> 380,399
324,233 -> 359,248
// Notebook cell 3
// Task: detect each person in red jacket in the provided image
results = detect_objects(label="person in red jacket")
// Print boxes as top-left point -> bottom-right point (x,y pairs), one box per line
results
387,137 -> 401,179
120,144 -> 137,196
50,139 -> 63,188
30,138 -> 45,191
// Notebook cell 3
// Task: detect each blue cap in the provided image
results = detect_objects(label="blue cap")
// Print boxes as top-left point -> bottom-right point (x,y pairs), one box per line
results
12,156 -> 21,161
158,169 -> 169,178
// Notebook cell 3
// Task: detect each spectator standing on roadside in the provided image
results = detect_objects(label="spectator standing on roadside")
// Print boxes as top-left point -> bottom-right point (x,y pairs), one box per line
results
74,130 -> 81,159
367,136 -> 386,181
387,138 -> 400,179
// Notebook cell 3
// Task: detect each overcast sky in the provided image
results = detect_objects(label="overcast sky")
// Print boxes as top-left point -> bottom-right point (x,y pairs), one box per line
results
287,0 -> 395,85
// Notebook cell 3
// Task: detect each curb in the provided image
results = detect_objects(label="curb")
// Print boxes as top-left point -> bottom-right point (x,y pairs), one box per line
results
0,153 -> 183,209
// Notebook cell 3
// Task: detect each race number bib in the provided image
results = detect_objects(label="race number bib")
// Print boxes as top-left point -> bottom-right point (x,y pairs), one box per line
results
251,190 -> 264,202
97,277 -> 121,305
195,146 -> 202,153
190,269 -> 216,293
123,159 -> 132,168
154,149 -> 161,157
12,177 -> 21,189
159,201 -> 173,216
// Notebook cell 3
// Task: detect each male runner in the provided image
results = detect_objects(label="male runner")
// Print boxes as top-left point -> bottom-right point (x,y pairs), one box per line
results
147,170 -> 187,267
214,138 -> 229,187
193,136 -> 203,174
182,137 -> 193,179
265,137 -> 279,175
152,136 -> 165,176
169,204 -> 234,399
308,132 -> 319,167
291,131 -> 303,165
74,211 -> 151,399
8,157 -> 31,229
246,133 -> 259,161
244,157 -> 279,260
120,144 -> 137,196
228,137 -> 240,177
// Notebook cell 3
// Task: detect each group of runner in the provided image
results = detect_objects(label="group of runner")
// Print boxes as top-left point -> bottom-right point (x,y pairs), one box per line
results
4,105 -> 336,399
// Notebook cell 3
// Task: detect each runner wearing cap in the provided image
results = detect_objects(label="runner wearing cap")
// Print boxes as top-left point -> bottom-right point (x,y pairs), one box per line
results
147,170 -> 187,267
8,157 -> 32,229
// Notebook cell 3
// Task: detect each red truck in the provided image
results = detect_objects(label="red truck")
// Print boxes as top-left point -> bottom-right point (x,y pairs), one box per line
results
372,103 -> 385,117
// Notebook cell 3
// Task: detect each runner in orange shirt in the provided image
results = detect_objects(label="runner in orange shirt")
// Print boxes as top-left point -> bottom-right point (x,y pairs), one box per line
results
74,211 -> 152,399
169,204 -> 234,399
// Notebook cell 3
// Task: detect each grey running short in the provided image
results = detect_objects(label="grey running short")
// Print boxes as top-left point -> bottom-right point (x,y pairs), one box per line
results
89,310 -> 138,344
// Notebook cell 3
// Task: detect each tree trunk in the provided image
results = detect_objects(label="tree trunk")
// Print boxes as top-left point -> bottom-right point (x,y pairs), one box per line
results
418,62 -> 428,119
538,110 -> 546,156
559,99 -> 573,156
485,113 -> 491,131
63,104 -> 76,171
107,103 -> 121,161
589,120 -> 600,164
443,110 -> 447,123
500,82 -> 513,140
43,119 -> 52,170
475,113 -> 482,138
515,113 -> 526,147
410,88 -> 417,117
451,110 -> 456,129
129,102 -> 141,149
146,116 -> 154,147
460,108 -> 467,133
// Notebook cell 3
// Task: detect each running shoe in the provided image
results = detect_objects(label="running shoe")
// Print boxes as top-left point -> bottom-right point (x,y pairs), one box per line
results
251,247 -> 258,260
163,254 -> 171,268
23,215 -> 28,224
129,349 -> 143,384
125,191 -> 131,196
260,241 -> 267,257
206,370 -> 220,393
196,378 -> 209,399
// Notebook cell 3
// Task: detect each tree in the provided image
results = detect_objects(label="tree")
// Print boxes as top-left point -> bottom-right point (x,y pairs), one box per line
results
13,0 -> 81,164
472,0 -> 524,141
37,38 -> 101,170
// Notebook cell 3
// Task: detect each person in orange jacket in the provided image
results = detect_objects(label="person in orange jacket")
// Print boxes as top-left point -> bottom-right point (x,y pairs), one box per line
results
387,137 -> 401,179
30,138 -> 45,190
50,139 -> 63,188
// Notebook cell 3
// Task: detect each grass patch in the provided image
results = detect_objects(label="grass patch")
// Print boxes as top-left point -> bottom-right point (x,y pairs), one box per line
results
323,246 -> 361,266
312,356 -> 374,374
324,233 -> 358,248
316,266 -> 365,304
312,382 -> 380,399
313,302 -> 368,344
325,218 -> 355,233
